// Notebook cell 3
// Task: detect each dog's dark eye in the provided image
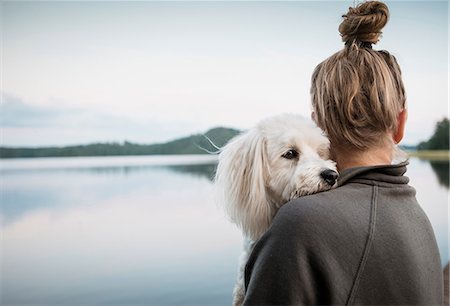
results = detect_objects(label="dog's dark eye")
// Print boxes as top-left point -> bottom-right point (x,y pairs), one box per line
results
282,149 -> 298,159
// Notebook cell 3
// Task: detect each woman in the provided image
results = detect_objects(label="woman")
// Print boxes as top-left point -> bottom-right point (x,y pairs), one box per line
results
243,1 -> 443,305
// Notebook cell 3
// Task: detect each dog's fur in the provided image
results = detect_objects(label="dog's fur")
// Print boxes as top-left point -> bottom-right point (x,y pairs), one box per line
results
214,114 -> 338,306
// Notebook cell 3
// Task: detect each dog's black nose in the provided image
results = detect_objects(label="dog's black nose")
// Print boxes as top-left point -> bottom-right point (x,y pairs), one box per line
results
320,169 -> 338,186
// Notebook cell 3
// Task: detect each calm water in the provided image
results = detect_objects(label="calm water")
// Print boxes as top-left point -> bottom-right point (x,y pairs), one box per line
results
1,155 -> 448,305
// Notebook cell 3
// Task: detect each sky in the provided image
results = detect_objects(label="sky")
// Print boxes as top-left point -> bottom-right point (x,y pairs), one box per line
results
1,0 -> 448,147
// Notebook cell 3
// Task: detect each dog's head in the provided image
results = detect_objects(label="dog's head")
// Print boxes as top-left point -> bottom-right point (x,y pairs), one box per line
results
214,114 -> 337,240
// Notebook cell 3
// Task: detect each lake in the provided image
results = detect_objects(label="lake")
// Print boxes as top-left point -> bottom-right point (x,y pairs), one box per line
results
1,155 -> 448,305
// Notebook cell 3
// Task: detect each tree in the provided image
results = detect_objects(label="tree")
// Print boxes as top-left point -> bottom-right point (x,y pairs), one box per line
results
418,118 -> 449,150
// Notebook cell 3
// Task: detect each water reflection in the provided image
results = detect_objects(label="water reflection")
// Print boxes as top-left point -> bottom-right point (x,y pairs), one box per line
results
166,163 -> 217,181
0,161 -> 218,226
1,157 -> 240,306
1,158 -> 219,179
0,156 -> 448,305
428,160 -> 449,188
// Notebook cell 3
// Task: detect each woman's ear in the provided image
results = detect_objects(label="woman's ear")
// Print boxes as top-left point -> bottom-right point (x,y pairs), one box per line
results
311,111 -> 317,123
393,109 -> 408,144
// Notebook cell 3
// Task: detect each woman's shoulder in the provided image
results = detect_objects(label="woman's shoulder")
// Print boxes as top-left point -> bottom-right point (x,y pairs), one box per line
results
271,186 -> 374,238
253,187 -> 372,267
280,184 -> 372,215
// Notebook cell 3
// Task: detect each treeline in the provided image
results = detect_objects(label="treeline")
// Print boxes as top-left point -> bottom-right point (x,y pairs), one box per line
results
0,127 -> 240,159
1,118 -> 448,159
418,118 -> 449,150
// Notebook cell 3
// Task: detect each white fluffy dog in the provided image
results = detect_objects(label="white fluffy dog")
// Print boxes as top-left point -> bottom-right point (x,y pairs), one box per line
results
214,114 -> 338,306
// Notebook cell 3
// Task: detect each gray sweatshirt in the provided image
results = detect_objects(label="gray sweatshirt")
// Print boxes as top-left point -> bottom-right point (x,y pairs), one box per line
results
243,161 -> 443,305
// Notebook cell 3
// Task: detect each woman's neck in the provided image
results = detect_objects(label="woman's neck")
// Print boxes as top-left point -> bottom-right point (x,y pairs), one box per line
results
332,146 -> 394,172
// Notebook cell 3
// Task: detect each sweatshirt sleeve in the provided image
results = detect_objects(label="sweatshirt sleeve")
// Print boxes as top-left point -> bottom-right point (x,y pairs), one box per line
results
242,201 -> 331,305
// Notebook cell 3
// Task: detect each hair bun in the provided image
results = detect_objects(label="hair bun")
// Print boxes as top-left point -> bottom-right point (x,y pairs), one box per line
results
339,1 -> 389,46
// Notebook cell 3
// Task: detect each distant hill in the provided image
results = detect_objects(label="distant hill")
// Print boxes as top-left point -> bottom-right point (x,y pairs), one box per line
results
0,127 -> 241,158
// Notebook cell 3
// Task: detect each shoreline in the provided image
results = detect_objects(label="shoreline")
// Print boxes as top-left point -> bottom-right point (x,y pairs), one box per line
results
1,150 -> 449,160
407,150 -> 449,160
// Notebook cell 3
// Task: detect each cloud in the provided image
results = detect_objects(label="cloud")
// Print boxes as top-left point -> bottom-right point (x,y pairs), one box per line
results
1,93 -> 153,131
0,93 -> 137,131
0,93 -> 216,147
1,93 -> 73,127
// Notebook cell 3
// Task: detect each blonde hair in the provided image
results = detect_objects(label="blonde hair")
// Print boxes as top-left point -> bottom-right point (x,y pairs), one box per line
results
311,1 -> 406,151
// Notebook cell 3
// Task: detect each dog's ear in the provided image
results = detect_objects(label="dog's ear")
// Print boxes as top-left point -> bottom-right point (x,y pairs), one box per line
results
214,129 -> 272,241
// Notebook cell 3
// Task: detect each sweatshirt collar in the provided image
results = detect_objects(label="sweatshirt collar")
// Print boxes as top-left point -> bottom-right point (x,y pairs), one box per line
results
337,160 -> 409,187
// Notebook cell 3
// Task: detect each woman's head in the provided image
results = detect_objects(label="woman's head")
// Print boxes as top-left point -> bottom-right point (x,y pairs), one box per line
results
311,1 -> 406,152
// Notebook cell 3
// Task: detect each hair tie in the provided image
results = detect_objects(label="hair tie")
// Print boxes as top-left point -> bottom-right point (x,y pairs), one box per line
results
360,41 -> 373,49
344,40 -> 373,49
